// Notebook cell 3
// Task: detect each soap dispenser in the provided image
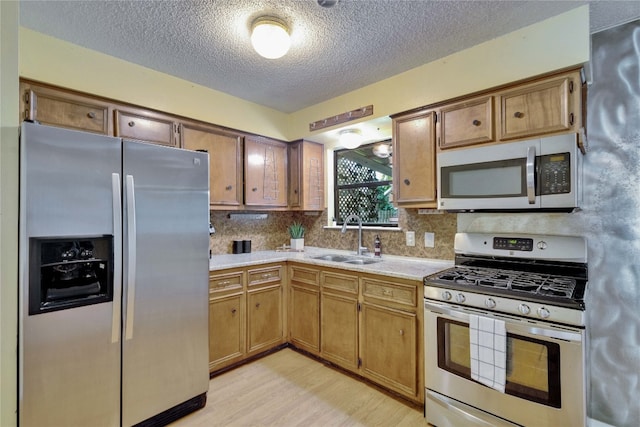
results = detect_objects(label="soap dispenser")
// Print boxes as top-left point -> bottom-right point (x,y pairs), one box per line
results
374,235 -> 381,258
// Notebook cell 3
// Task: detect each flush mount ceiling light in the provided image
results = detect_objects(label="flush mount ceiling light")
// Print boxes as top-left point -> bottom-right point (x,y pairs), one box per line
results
372,142 -> 392,158
251,17 -> 291,59
339,129 -> 363,149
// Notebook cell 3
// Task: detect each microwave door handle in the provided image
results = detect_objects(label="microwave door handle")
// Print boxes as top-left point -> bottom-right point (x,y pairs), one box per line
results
526,146 -> 536,204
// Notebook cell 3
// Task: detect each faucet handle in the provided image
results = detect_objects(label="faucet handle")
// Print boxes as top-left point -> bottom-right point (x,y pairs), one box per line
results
359,246 -> 369,255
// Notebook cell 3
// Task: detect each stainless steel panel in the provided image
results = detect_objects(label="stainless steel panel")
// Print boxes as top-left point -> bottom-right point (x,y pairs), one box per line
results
19,123 -> 121,426
121,141 -> 210,426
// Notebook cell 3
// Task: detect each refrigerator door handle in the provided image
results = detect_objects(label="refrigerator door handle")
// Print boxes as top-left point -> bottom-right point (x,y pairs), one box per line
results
111,173 -> 123,343
125,174 -> 137,340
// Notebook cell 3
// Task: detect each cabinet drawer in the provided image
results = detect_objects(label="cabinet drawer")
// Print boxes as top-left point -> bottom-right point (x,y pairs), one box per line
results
322,271 -> 358,295
289,265 -> 320,286
248,265 -> 282,286
114,109 -> 177,146
439,96 -> 494,149
209,271 -> 244,294
25,85 -> 109,135
362,278 -> 417,308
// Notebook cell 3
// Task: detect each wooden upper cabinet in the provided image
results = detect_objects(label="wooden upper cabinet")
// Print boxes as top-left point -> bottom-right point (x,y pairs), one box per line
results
289,140 -> 324,211
114,108 -> 178,147
499,71 -> 579,141
181,122 -> 243,209
20,81 -> 111,135
244,137 -> 288,208
392,109 -> 437,207
439,96 -> 495,149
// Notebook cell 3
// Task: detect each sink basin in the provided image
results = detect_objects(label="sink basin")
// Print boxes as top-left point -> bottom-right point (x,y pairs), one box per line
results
342,258 -> 381,265
312,254 -> 353,262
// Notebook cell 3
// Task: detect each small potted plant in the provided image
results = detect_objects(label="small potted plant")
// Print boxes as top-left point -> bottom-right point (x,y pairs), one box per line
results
288,221 -> 305,251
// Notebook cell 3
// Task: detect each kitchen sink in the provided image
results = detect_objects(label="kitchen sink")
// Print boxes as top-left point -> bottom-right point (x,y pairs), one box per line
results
312,254 -> 353,262
342,258 -> 381,265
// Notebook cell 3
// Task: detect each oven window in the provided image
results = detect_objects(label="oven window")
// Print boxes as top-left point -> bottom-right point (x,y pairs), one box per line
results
437,318 -> 561,408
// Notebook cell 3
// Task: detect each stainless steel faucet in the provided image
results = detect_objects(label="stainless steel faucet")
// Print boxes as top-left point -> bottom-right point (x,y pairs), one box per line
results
341,214 -> 367,256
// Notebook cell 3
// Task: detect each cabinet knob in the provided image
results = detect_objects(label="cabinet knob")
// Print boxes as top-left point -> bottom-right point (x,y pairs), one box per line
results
255,303 -> 261,308
472,119 -> 481,126
294,189 -> 298,194
399,329 -> 404,336
87,112 -> 96,119
231,308 -> 237,315
128,121 -> 136,127
252,187 -> 258,192
403,179 -> 410,186
225,185 -> 232,191
514,111 -> 524,119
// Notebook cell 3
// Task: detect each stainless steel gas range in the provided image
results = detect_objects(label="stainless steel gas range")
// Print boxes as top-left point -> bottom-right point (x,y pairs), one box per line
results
423,233 -> 588,427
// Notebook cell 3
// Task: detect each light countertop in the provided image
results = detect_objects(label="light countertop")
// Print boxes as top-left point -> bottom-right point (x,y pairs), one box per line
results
209,246 -> 453,282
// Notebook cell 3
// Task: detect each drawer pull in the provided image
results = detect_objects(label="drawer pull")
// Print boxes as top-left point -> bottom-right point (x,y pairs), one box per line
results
382,289 -> 393,296
514,111 -> 524,119
399,329 -> 404,336
225,185 -> 232,190
231,308 -> 237,315
403,179 -> 410,186
87,111 -> 96,119
261,273 -> 274,278
218,280 -> 231,286
255,303 -> 261,309
128,121 -> 136,127
472,119 -> 481,126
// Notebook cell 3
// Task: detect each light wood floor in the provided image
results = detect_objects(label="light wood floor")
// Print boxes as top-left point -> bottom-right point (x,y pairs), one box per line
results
171,348 -> 425,427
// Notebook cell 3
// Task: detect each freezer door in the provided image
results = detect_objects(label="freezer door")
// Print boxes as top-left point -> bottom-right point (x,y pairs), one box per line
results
121,140 -> 210,425
19,122 -> 122,427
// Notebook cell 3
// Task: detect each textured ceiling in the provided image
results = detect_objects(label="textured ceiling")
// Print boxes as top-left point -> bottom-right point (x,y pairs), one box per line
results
20,0 -> 640,115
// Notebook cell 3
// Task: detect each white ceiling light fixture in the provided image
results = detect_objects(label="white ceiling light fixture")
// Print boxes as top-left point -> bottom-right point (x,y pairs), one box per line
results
251,17 -> 291,59
339,129 -> 363,149
372,142 -> 392,158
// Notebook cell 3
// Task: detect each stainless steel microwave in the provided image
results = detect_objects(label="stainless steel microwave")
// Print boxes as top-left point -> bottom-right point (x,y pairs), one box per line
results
437,133 -> 583,212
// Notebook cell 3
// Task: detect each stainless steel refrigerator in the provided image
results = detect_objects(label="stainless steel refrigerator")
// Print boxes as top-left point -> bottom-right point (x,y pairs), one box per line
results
18,122 -> 210,426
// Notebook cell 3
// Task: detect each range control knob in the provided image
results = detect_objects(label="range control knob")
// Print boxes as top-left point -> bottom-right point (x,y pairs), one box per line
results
485,298 -> 496,309
442,291 -> 452,301
518,304 -> 531,315
455,293 -> 466,303
537,307 -> 551,319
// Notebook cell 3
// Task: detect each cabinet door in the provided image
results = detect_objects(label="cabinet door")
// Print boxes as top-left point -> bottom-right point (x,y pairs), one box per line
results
289,284 -> 320,354
244,137 -> 288,207
290,141 -> 324,211
114,109 -> 178,146
247,285 -> 283,354
392,110 -> 437,207
499,75 -> 576,140
321,270 -> 358,370
182,123 -> 243,208
209,293 -> 245,371
22,82 -> 110,135
321,292 -> 358,371
360,303 -> 417,398
439,96 -> 494,149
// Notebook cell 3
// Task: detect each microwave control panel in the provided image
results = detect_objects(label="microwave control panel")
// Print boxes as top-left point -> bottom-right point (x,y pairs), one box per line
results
539,152 -> 571,195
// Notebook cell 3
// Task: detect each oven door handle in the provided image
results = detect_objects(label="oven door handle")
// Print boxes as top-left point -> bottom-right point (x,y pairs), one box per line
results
424,301 -> 583,342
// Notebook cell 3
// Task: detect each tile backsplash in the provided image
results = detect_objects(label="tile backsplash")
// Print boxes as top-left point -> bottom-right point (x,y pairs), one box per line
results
210,209 -> 456,260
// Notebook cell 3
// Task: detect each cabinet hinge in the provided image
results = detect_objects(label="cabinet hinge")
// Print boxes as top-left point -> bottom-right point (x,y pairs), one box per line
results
358,358 -> 362,368
569,113 -> 575,126
24,92 -> 30,103
357,302 -> 361,312
434,113 -> 438,123
569,81 -> 574,93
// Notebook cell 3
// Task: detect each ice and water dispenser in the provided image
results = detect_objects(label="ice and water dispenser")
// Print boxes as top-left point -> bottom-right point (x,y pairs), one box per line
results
29,236 -> 114,315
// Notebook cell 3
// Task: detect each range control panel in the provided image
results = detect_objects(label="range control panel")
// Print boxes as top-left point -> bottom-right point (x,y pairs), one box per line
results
493,237 -> 534,252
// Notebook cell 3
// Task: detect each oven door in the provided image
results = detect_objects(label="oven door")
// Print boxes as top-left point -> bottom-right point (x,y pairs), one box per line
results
424,300 -> 586,427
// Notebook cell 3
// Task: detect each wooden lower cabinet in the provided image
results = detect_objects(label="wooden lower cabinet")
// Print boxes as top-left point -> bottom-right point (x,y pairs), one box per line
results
209,292 -> 245,371
247,285 -> 283,354
320,270 -> 359,371
360,302 -> 418,398
289,264 -> 321,354
209,264 -> 284,372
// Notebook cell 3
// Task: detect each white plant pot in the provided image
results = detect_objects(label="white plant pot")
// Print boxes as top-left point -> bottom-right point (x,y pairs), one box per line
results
290,238 -> 304,251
